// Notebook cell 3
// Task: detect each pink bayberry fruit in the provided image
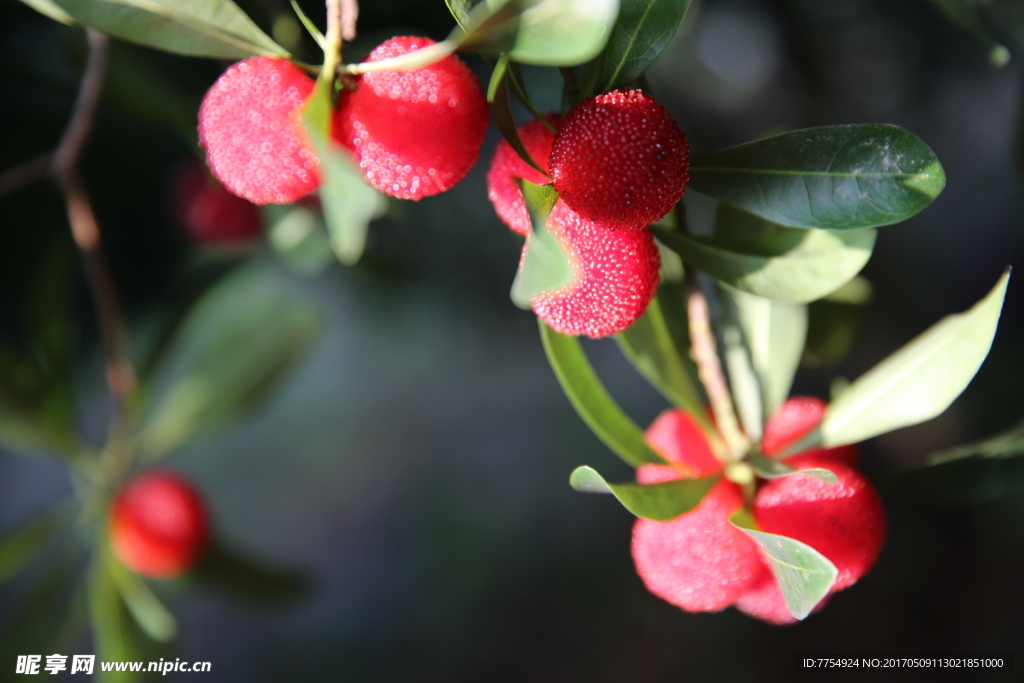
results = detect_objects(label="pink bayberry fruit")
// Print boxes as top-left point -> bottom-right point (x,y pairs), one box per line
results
198,57 -> 319,205
110,471 -> 210,579
486,114 -> 561,236
170,160 -> 262,244
632,410 -> 763,612
526,201 -> 660,338
549,89 -> 689,230
761,395 -> 857,466
335,36 -> 488,200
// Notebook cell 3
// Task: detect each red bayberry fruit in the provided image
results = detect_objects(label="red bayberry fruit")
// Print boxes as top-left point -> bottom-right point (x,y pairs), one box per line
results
526,201 -> 660,338
761,396 -> 857,466
486,114 -> 561,236
735,455 -> 887,623
170,160 -> 262,244
198,57 -> 319,205
110,471 -> 210,579
632,411 -> 762,612
549,89 -> 689,230
334,36 -> 488,200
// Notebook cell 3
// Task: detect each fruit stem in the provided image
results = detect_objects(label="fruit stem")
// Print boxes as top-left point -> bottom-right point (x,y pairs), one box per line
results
322,0 -> 344,84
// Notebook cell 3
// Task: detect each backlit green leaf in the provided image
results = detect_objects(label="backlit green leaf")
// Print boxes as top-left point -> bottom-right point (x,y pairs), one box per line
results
511,181 -> 573,309
689,124 -> 946,230
541,322 -> 666,467
822,270 -> 1010,447
736,525 -> 837,620
18,0 -> 76,25
570,465 -> 717,520
108,557 -> 178,642
51,0 -> 288,59
582,0 -> 692,95
90,554 -> 142,682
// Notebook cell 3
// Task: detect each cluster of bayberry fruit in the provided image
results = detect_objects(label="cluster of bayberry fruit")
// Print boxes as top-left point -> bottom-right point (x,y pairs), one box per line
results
632,397 -> 886,624
487,90 -> 689,338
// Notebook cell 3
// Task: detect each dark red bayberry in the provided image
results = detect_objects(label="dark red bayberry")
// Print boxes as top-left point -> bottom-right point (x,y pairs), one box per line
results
170,160 -> 262,244
486,114 -> 561,236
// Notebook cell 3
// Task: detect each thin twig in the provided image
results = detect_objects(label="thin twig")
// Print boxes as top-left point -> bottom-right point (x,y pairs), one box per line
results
52,29 -> 137,435
0,153 -> 54,197
340,0 -> 358,42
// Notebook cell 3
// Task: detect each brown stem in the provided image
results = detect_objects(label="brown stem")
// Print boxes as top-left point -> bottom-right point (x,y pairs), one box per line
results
0,153 -> 54,197
53,29 -> 137,429
340,0 -> 358,42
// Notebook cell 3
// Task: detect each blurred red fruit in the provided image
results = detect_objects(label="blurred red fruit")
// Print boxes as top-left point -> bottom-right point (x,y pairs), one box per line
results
170,160 -> 262,244
549,89 -> 689,230
335,36 -> 488,200
110,471 -> 210,579
198,57 -> 319,205
761,396 -> 857,466
526,201 -> 660,338
486,114 -> 561,236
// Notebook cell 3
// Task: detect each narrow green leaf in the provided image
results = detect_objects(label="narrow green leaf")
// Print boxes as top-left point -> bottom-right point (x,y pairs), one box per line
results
714,283 -> 764,441
89,555 -> 143,683
191,542 -> 308,606
446,0 -> 477,28
689,124 -> 946,230
18,0 -> 77,25
138,262 -> 321,460
615,282 -> 704,416
582,0 -> 692,95
570,465 -> 717,520
489,59 -> 548,175
823,269 -> 1010,447
303,82 -> 388,267
736,526 -> 837,621
747,452 -> 837,483
510,181 -> 573,309
289,0 -> 326,49
0,506 -> 67,585
652,219 -> 876,304
108,557 -> 178,642
540,322 -> 667,467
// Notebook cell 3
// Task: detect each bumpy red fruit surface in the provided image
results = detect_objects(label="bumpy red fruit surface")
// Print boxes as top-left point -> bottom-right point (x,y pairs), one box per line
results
762,396 -> 858,466
549,89 -> 689,230
110,471 -> 210,579
170,160 -> 262,244
632,411 -> 762,612
526,201 -> 660,338
335,36 -> 488,200
486,114 -> 561,236
198,57 -> 318,205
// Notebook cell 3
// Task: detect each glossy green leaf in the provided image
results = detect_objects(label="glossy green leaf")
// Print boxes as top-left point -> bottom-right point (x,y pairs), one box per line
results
18,0 -> 76,25
582,0 -> 691,94
540,322 -> 666,467
108,557 -> 178,642
466,0 -> 620,66
689,124 -> 946,230
652,218 -> 876,304
615,282 -> 704,416
747,452 -> 837,483
304,83 -> 388,267
823,270 -> 1010,447
0,506 -> 67,585
570,465 -> 717,520
445,0 -> 476,28
736,526 -> 837,621
510,181 -> 573,309
192,542 -> 308,606
138,262 -> 321,459
52,0 -> 287,59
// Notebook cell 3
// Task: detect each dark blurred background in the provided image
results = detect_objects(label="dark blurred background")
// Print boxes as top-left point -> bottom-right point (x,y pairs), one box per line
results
1,0 -> 1023,680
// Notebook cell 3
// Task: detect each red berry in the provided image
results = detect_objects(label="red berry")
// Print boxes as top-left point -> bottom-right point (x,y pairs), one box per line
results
762,396 -> 858,466
526,201 -> 660,338
335,37 -> 488,200
110,471 -> 210,579
732,569 -> 830,625
645,408 -> 721,478
486,114 -> 561,236
198,57 -> 319,205
549,89 -> 689,230
170,160 -> 263,244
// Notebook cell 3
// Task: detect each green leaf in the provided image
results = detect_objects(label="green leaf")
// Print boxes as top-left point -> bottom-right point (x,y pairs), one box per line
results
0,343 -> 78,456
540,322 -> 667,467
582,0 -> 692,95
445,0 -> 477,28
510,181 -> 574,309
489,57 -> 548,175
0,505 -> 68,585
747,452 -> 837,483
735,525 -> 837,621
108,556 -> 178,642
465,0 -> 620,66
303,84 -> 388,267
191,542 -> 308,606
138,261 -> 321,459
289,0 -> 325,49
688,124 -> 946,230
714,283 -> 764,441
18,0 -> 77,25
89,555 -> 143,683
615,282 -> 705,416
822,269 -> 1010,447
265,204 -> 335,276
51,0 -> 289,59
652,216 -> 876,304
570,465 -> 717,520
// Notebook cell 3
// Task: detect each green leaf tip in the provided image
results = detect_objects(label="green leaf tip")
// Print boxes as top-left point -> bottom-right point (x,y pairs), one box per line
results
510,181 -> 573,309
570,465 -> 718,520
901,158 -> 946,200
